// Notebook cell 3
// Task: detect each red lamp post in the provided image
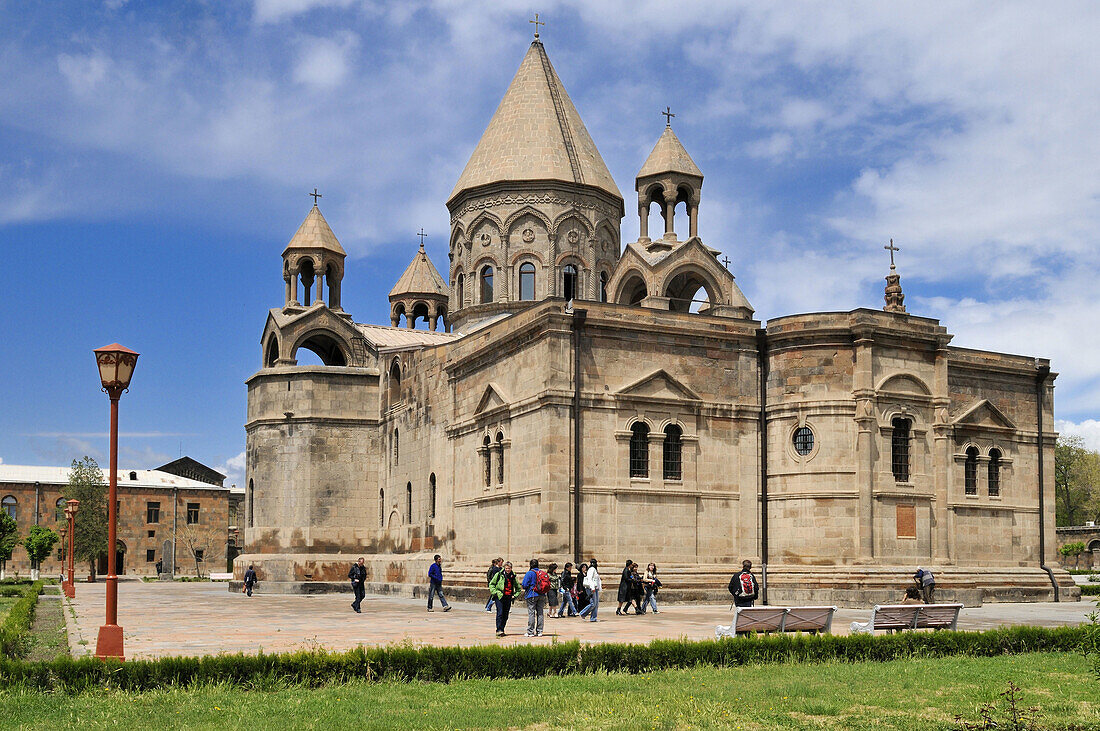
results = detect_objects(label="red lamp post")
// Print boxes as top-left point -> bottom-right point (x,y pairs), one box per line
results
58,523 -> 69,597
64,500 -> 79,599
93,343 -> 139,661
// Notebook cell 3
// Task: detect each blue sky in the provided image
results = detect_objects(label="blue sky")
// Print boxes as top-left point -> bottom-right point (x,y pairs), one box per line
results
2,1 -> 1100,485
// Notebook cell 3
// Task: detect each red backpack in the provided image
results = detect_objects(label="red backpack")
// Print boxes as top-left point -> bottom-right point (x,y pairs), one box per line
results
534,569 -> 551,594
738,572 -> 755,597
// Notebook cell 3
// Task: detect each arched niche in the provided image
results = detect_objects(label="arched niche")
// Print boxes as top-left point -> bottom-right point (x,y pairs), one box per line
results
663,267 -> 719,313
292,330 -> 348,367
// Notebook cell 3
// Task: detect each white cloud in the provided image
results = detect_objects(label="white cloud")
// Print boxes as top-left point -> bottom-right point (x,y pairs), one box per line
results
1056,420 -> 1100,453
56,52 -> 112,95
253,0 -> 359,24
216,451 -> 247,487
293,33 -> 359,90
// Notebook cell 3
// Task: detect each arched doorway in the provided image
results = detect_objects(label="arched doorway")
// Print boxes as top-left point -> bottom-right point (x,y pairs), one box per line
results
97,540 -> 126,576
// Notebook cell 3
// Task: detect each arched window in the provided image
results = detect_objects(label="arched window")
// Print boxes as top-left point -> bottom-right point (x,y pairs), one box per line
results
630,423 -> 650,478
988,449 -> 1002,497
480,265 -> 494,304
599,271 -> 608,302
483,435 -> 492,487
891,417 -> 911,482
456,274 -> 464,307
393,428 -> 399,466
965,446 -> 979,495
563,264 -> 578,301
496,431 -> 505,484
1,495 -> 15,520
248,479 -> 254,528
388,359 -> 401,404
129,471 -> 137,481
663,424 -> 682,480
519,263 -> 536,301
379,488 -> 385,527
55,498 -> 67,523
429,473 -> 436,519
406,482 -> 412,523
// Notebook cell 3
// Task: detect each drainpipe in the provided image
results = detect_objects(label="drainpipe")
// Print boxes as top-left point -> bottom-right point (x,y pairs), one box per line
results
33,481 -> 40,576
572,308 -> 587,564
1036,363 -> 1058,601
172,485 -> 179,578
756,328 -> 769,604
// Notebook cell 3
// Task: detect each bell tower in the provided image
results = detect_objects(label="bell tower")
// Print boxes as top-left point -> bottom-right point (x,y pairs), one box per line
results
282,202 -> 346,314
635,115 -> 703,251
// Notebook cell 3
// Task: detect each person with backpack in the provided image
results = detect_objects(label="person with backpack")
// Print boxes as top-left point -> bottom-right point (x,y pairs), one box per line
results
488,560 -> 521,637
427,554 -> 451,612
558,562 -> 578,617
521,558 -> 551,637
485,557 -> 503,612
914,567 -> 936,604
729,559 -> 759,608
578,558 -> 602,621
546,563 -> 561,617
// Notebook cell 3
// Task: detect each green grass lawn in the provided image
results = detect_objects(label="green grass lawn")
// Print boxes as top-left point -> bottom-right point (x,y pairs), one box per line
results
1,651 -> 1096,730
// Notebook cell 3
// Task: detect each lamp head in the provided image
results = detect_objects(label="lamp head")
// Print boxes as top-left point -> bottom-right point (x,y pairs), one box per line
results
93,343 -> 140,396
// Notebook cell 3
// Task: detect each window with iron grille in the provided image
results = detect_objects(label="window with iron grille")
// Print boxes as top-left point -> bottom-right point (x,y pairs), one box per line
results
429,474 -> 436,519
186,502 -> 200,524
891,417 -> 911,482
793,426 -> 814,456
988,449 -> 1001,496
393,428 -> 399,465
379,488 -> 385,527
146,501 -> 160,524
406,482 -> 412,523
964,446 -> 979,495
484,436 -> 492,487
496,432 -> 505,484
630,423 -> 650,478
662,424 -> 682,480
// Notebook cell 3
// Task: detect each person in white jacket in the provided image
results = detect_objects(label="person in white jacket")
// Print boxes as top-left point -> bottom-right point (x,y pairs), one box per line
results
578,558 -> 601,622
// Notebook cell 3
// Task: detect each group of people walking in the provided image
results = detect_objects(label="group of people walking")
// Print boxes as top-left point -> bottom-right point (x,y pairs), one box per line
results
484,558 -> 604,636
614,560 -> 662,615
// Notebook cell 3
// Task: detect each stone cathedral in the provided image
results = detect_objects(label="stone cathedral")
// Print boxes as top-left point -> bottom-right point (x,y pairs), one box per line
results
235,38 -> 1076,605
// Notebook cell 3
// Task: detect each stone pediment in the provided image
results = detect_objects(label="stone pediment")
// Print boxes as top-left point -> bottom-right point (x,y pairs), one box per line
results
877,373 -> 932,397
474,382 -> 510,415
952,399 -> 1017,431
616,369 -> 701,402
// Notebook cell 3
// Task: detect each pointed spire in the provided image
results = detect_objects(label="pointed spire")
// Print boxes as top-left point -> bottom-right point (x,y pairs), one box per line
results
389,243 -> 448,299
282,204 -> 346,257
448,40 -> 621,203
638,125 -> 703,180
883,239 -> 906,313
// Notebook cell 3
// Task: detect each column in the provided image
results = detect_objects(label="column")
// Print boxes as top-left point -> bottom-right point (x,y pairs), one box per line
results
689,201 -> 699,238
853,332 -> 875,561
289,269 -> 301,306
284,275 -> 293,307
428,303 -> 438,331
932,344 -> 952,562
663,191 -> 676,239
639,201 -> 649,240
329,275 -> 342,310
313,271 -> 324,305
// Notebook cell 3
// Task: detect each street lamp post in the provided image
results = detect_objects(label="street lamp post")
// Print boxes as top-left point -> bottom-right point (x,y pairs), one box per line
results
58,523 -> 69,597
92,343 -> 139,661
65,500 -> 79,598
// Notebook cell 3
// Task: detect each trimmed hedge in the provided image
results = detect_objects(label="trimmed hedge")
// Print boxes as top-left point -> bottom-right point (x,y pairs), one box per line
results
1080,585 -> 1100,596
0,580 -> 45,659
0,624 -> 1088,694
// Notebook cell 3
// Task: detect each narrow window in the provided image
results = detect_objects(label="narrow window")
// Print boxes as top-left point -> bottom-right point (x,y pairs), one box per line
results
563,264 -> 577,301
406,482 -> 412,523
393,428 -> 399,465
630,423 -> 650,478
146,549 -> 156,562
891,418 -> 911,482
793,426 -> 814,456
429,473 -> 436,519
146,501 -> 160,524
248,479 -> 254,528
195,549 -> 204,562
519,263 -> 535,301
965,446 -> 979,495
988,448 -> 1002,496
480,265 -> 494,303
496,431 -> 505,484
186,502 -> 200,524
599,271 -> 608,302
129,471 -> 137,481
457,274 -> 464,306
484,435 -> 492,487
2,495 -> 16,520
55,498 -> 67,523
379,488 -> 385,527
662,424 -> 682,481
388,360 -> 401,404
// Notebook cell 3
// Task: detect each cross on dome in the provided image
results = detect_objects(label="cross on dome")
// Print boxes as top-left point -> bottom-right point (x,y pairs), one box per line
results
417,228 -> 427,251
663,106 -> 675,126
884,238 -> 900,269
530,13 -> 544,39
309,188 -> 322,205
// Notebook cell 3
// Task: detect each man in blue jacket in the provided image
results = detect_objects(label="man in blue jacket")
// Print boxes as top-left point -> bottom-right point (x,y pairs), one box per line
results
521,558 -> 547,637
427,554 -> 451,612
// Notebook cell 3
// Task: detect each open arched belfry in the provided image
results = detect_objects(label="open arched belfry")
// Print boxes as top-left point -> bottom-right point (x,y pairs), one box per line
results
236,36 -> 1076,606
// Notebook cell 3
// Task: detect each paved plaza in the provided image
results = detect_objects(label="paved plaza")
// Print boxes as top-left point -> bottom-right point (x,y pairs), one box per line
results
60,579 -> 1098,660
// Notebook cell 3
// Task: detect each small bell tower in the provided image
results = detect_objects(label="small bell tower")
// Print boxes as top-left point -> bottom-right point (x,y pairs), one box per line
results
635,110 -> 704,251
281,193 -> 347,314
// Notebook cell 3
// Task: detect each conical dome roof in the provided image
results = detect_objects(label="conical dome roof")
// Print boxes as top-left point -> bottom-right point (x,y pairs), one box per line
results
282,205 -> 346,257
638,125 -> 702,180
389,245 -> 448,298
449,41 -> 622,203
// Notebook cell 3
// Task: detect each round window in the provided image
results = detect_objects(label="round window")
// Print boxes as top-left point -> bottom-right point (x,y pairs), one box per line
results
793,426 -> 814,456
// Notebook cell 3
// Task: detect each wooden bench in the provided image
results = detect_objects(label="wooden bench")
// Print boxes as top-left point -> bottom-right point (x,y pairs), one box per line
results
849,603 -> 963,634
715,605 -> 838,637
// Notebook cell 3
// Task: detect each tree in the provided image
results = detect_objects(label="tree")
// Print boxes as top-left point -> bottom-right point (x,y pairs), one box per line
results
1060,541 -> 1087,568
1055,435 -> 1100,526
0,512 -> 18,580
178,520 -> 226,579
64,456 -> 108,581
22,525 -> 60,581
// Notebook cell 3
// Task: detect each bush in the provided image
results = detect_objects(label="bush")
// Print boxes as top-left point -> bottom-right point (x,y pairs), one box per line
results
0,624 -> 1089,694
0,580 -> 44,659
1080,585 -> 1100,596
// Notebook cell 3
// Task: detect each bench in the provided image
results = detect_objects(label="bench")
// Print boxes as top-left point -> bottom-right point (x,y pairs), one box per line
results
849,603 -> 963,634
715,605 -> 837,638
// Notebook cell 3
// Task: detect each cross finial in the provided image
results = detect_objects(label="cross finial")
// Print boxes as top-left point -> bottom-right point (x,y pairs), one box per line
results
663,106 -> 675,126
309,188 -> 322,205
417,228 -> 427,250
884,238 -> 900,269
530,13 -> 544,39
721,255 -> 731,270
